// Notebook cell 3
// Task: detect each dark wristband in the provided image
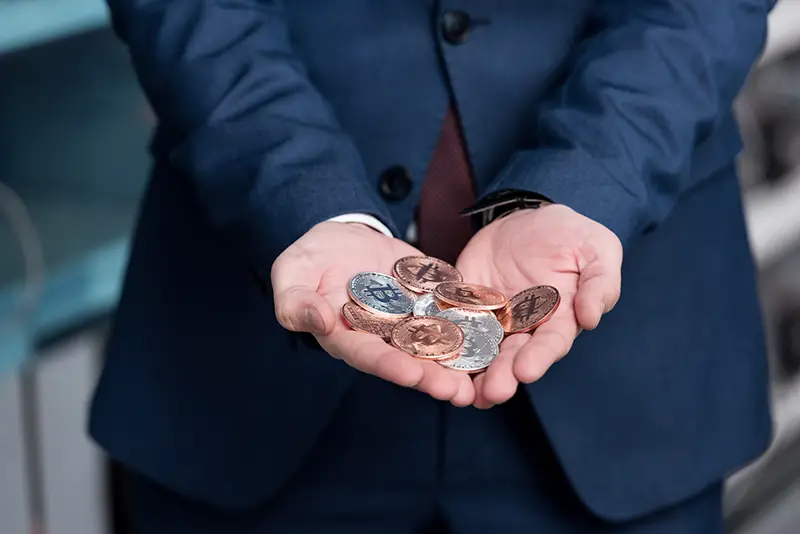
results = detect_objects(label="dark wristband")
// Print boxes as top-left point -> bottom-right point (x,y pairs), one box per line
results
459,189 -> 553,227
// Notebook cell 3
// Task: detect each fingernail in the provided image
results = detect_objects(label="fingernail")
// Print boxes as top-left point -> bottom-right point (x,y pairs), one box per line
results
304,307 -> 326,334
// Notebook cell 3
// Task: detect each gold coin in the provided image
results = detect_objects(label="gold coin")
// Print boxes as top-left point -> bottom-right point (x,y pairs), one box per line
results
496,286 -> 560,334
341,301 -> 401,339
393,256 -> 462,293
390,316 -> 464,360
434,282 -> 508,311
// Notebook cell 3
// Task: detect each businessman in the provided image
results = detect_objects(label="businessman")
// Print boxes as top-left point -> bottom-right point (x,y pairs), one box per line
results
90,1 -> 775,532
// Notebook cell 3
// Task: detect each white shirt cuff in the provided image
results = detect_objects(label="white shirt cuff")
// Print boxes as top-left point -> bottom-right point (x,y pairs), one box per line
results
327,213 -> 394,238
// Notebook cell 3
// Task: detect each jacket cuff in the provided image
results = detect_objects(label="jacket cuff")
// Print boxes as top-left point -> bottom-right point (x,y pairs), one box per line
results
483,148 -> 649,247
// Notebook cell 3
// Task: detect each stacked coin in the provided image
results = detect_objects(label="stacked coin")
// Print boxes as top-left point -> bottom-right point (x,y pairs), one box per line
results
344,256 -> 560,374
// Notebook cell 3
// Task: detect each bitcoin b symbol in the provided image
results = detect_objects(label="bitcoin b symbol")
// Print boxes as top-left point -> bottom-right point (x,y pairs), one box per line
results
512,295 -> 543,322
457,317 -> 481,330
408,324 -> 444,345
364,284 -> 402,303
454,287 -> 480,300
408,263 -> 448,282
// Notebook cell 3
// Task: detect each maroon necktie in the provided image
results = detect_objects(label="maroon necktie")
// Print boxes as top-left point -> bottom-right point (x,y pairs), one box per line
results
417,108 -> 477,265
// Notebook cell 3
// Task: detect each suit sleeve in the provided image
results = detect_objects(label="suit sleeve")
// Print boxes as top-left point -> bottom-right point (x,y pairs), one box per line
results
482,0 -> 775,246
106,0 -> 397,268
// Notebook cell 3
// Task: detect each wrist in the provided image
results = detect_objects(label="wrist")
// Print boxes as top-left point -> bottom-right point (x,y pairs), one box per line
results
326,213 -> 394,237
344,221 -> 384,234
460,189 -> 554,227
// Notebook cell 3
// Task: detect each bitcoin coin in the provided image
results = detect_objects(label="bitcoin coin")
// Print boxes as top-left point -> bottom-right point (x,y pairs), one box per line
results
434,282 -> 507,311
413,292 -> 443,317
390,316 -> 464,360
438,329 -> 498,374
496,285 -> 560,334
341,301 -> 400,339
437,307 -> 504,345
348,272 -> 415,318
393,256 -> 462,293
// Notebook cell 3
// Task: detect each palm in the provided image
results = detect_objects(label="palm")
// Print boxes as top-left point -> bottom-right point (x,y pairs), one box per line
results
274,221 -> 477,406
311,223 -> 420,313
457,218 -> 580,310
455,205 -> 622,408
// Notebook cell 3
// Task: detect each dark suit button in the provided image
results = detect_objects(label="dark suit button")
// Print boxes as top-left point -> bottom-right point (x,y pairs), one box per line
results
379,166 -> 413,200
441,11 -> 471,45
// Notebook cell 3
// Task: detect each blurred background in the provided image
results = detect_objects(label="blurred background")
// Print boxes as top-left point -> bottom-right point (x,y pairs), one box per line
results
1,1 -> 800,533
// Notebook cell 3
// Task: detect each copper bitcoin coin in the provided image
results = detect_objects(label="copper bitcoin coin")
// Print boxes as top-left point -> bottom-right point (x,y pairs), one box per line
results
496,285 -> 560,334
393,256 -> 462,293
390,316 -> 464,360
434,282 -> 508,311
341,301 -> 400,339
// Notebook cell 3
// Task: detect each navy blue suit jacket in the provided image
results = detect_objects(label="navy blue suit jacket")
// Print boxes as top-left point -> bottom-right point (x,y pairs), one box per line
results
90,0 -> 775,521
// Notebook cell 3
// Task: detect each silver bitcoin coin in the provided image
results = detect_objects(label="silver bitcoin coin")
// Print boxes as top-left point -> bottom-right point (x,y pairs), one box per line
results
438,329 -> 498,373
437,307 -> 504,345
348,272 -> 415,318
413,292 -> 442,317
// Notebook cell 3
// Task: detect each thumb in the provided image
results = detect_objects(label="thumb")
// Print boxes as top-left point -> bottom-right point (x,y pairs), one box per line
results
271,258 -> 335,335
574,238 -> 622,330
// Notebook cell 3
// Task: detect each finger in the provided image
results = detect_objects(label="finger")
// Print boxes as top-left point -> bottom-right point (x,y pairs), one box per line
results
575,243 -> 622,331
472,373 -> 494,410
450,372 -> 477,407
318,329 -> 425,388
481,334 -> 528,406
275,287 -> 336,335
414,361 -> 462,401
272,260 -> 335,335
513,317 -> 577,383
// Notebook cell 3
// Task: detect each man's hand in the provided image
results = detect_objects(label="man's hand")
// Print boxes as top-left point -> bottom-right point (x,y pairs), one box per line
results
455,204 -> 623,408
271,221 -> 476,406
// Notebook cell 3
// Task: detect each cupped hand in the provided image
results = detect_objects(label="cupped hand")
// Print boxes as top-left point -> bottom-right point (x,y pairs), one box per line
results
271,221 -> 476,406
455,204 -> 623,409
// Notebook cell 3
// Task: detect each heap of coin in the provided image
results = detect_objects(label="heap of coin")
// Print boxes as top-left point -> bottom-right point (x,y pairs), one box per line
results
343,256 -> 560,374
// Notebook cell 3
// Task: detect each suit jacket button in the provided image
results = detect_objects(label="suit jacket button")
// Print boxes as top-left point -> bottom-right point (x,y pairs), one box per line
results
379,166 -> 413,200
441,11 -> 471,45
